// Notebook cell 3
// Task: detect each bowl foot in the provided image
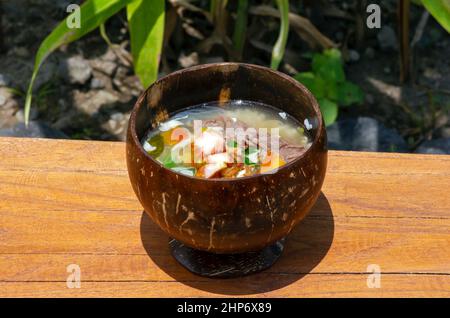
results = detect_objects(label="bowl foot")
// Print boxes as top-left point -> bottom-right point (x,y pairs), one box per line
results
169,237 -> 286,278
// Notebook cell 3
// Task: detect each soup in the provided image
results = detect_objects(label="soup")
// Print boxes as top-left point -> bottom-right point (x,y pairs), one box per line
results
141,100 -> 311,178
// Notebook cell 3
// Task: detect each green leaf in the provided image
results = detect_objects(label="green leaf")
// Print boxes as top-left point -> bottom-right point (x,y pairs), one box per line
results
294,72 -> 326,98
422,0 -> 450,33
24,0 -> 132,126
317,98 -> 338,126
270,0 -> 290,70
312,48 -> 345,83
127,0 -> 165,88
146,134 -> 164,157
324,80 -> 338,101
232,0 -> 249,59
245,146 -> 259,165
335,81 -> 365,107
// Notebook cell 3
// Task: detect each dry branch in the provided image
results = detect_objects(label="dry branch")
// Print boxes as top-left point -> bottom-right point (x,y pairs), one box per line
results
249,5 -> 336,50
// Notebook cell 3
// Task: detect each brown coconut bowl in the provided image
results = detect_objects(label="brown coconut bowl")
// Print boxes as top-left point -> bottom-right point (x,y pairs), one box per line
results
126,63 -> 327,254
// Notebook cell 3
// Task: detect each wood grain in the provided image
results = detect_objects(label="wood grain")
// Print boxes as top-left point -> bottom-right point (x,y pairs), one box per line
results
0,137 -> 449,297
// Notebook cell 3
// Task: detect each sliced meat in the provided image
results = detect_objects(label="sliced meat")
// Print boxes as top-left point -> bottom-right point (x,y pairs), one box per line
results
202,115 -> 307,164
279,142 -> 307,162
203,116 -> 226,130
196,162 -> 227,178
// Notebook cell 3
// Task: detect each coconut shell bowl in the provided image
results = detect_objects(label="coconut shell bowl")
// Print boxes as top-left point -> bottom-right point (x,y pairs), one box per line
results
126,63 -> 327,278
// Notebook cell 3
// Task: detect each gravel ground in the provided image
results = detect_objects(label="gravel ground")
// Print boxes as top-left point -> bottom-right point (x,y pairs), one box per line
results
0,0 -> 448,153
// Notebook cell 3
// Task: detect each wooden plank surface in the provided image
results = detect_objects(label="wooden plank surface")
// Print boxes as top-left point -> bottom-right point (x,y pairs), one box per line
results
0,137 -> 449,297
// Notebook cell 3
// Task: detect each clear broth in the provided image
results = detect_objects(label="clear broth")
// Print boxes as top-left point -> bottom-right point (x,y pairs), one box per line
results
142,100 -> 311,178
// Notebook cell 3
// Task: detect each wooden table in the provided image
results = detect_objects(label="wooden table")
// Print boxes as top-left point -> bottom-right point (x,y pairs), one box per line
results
0,137 -> 449,297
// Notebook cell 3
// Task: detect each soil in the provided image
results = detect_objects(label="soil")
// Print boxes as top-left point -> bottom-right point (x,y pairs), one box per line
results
0,0 -> 448,151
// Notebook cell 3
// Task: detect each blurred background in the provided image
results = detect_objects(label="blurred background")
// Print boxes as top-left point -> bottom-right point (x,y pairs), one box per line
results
0,0 -> 449,154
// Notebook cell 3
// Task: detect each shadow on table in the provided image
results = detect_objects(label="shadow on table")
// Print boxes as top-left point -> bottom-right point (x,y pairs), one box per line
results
140,192 -> 334,295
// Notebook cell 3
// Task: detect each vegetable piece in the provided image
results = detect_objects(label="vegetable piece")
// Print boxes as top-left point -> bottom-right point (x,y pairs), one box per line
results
206,152 -> 231,165
158,120 -> 183,132
171,139 -> 194,165
194,130 -> 225,157
221,165 -> 243,178
144,135 -> 164,157
171,166 -> 196,176
196,163 -> 227,178
260,151 -> 285,174
244,147 -> 259,165
160,129 -> 179,146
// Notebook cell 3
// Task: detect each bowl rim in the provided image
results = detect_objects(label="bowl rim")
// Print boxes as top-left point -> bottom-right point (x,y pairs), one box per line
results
129,62 -> 324,182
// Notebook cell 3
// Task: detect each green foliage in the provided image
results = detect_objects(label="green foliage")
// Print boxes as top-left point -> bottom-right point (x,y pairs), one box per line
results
270,0 -> 290,70
294,48 -> 364,126
312,48 -> 345,83
232,0 -> 249,59
127,0 -> 165,88
415,0 -> 450,33
25,0 -> 166,126
316,98 -> 338,126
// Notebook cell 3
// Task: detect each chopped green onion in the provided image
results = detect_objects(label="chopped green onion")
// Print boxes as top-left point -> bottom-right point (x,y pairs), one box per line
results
145,135 -> 164,157
171,166 -> 196,176
245,146 -> 259,165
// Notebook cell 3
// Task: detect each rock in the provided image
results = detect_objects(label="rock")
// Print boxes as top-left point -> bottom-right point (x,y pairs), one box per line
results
114,66 -> 130,82
74,90 -> 119,115
365,93 -> 375,105
327,117 -> 408,152
377,26 -> 397,51
15,108 -> 38,122
12,46 -> 30,58
436,114 -> 448,128
0,108 -> 18,129
0,95 -> 6,107
0,74 -> 12,87
364,47 -> 375,59
90,59 -> 117,76
90,77 -> 105,89
0,121 -> 67,139
348,50 -> 360,62
34,59 -> 58,91
437,127 -> 450,139
103,112 -> 130,141
0,87 -> 15,108
60,55 -> 92,85
100,48 -> 118,62
0,88 -> 20,125
178,52 -> 199,68
415,138 -> 450,154
110,112 -> 125,122
423,67 -> 441,80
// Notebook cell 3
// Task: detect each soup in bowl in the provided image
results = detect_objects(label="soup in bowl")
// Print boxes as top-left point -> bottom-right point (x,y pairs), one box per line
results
126,63 -> 327,273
